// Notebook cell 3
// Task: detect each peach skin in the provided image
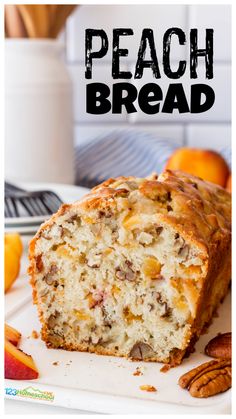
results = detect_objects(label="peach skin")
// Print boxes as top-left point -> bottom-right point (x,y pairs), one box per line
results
5,339 -> 39,380
5,323 -> 21,346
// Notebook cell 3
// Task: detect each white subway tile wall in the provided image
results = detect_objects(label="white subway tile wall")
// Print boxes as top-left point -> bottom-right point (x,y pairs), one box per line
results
65,4 -> 231,149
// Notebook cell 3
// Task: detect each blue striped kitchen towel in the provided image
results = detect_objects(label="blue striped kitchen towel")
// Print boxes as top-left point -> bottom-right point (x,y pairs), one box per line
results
75,130 -> 177,188
74,129 -> 231,188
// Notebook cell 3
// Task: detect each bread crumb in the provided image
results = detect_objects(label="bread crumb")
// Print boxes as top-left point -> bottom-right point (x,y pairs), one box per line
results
140,385 -> 157,392
133,367 -> 143,376
52,361 -> 59,366
31,330 -> 39,339
160,364 -> 171,373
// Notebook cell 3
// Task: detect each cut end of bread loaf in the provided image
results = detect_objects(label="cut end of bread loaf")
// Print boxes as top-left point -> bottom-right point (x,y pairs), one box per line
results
29,170 -> 231,365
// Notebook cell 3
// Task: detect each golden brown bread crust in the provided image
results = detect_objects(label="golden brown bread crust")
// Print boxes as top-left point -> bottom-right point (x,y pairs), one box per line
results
28,170 -> 231,364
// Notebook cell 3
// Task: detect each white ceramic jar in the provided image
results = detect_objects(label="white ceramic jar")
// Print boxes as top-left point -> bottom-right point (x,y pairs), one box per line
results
5,39 -> 74,184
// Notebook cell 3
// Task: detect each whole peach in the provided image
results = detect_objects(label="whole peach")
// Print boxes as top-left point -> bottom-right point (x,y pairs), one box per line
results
165,148 -> 229,187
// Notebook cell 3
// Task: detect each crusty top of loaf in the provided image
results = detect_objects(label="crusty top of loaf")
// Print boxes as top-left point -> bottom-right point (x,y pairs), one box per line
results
33,170 -> 231,255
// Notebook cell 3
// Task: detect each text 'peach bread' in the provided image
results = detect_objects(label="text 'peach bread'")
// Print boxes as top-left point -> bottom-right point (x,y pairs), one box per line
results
29,170 -> 231,365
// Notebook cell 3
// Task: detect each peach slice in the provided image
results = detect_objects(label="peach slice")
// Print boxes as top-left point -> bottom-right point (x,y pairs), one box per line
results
5,323 -> 21,346
5,339 -> 39,380
4,246 -> 20,293
4,233 -> 23,293
5,233 -> 23,257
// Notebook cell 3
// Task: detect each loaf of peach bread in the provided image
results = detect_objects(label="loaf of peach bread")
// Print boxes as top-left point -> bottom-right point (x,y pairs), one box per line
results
28,170 -> 231,365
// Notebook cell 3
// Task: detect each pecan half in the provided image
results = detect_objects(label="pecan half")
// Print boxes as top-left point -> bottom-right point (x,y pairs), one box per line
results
179,360 -> 218,389
189,365 -> 231,398
129,342 -> 156,360
205,332 -> 231,359
178,359 -> 231,398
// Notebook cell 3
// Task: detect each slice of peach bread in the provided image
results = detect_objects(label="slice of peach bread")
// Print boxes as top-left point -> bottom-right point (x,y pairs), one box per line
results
28,170 -> 231,365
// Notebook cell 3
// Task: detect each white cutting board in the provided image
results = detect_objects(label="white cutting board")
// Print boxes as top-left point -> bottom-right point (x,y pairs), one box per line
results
4,185 -> 231,414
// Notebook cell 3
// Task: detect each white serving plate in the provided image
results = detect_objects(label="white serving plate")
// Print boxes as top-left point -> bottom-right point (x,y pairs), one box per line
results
4,291 -> 231,414
4,184 -> 231,414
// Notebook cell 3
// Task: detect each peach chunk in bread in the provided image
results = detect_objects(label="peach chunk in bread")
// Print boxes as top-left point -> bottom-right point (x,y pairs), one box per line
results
5,323 -> 21,346
29,170 -> 231,365
5,339 -> 39,380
